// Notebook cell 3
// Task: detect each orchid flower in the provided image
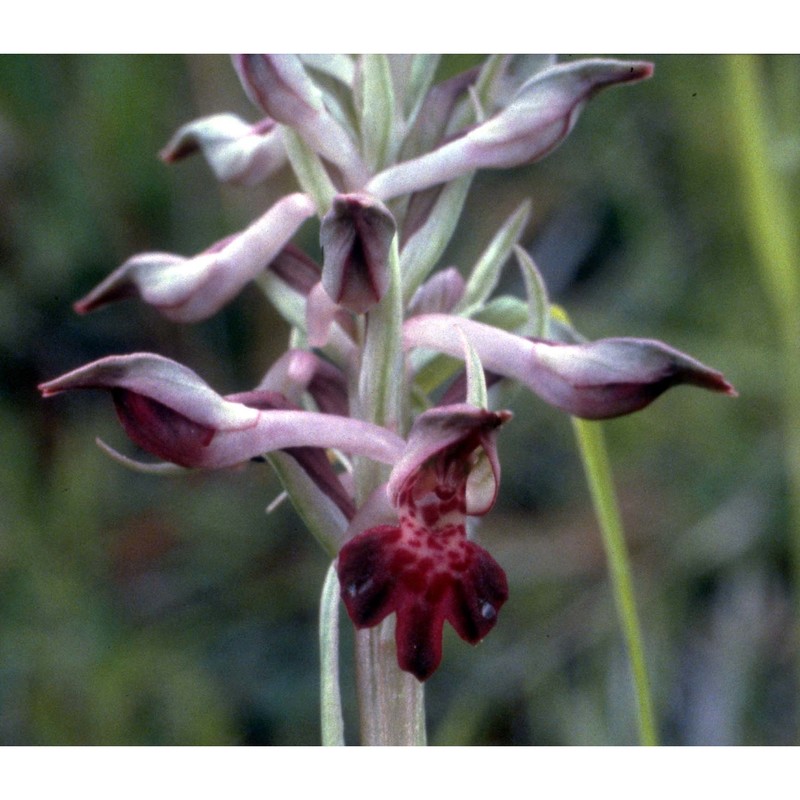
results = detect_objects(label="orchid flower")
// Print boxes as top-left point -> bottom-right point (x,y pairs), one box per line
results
338,405 -> 511,680
74,193 -> 316,323
40,55 -> 735,742
38,353 -> 404,472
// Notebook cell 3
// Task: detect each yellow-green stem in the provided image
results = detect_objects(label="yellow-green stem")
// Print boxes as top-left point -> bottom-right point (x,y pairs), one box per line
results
723,55 -> 800,733
572,418 -> 659,746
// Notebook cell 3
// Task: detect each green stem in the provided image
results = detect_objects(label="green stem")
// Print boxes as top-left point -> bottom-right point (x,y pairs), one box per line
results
320,562 -> 345,746
571,417 -> 659,746
722,56 -> 800,330
353,235 -> 427,745
354,621 -> 427,746
723,55 -> 800,735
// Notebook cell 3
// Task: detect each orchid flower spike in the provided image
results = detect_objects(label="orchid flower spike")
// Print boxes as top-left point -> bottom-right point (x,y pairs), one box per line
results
41,54 -> 737,695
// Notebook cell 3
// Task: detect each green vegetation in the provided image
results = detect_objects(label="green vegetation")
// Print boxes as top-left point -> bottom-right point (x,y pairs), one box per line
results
1,55 -> 795,744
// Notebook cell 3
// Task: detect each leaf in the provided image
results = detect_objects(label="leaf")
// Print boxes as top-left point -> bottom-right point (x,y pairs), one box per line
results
359,54 -> 397,173
359,235 -> 405,433
266,451 -> 349,557
446,54 -> 510,135
457,327 -> 488,409
401,55 -> 441,125
513,244 -> 549,338
400,174 -> 473,303
281,126 -> 336,214
458,199 -> 532,315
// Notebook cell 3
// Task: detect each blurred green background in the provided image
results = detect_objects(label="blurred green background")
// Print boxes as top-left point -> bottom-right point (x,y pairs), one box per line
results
0,55 -> 797,745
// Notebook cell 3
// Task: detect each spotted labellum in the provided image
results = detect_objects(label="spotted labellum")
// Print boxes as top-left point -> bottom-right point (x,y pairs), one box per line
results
40,55 -> 735,697
339,405 -> 511,680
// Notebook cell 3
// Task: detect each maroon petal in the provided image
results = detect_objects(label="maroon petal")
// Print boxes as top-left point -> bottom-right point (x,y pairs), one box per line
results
338,525 -> 403,628
338,519 -> 509,681
306,357 -> 350,417
339,402 -> 512,679
446,542 -> 508,644
267,244 -> 322,296
394,596 -> 447,681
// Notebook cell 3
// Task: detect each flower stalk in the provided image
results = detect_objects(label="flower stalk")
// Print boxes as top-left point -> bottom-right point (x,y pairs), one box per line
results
571,417 -> 659,746
722,55 -> 800,729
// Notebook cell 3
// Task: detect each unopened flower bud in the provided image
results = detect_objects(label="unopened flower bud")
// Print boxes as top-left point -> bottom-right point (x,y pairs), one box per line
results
320,193 -> 396,314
